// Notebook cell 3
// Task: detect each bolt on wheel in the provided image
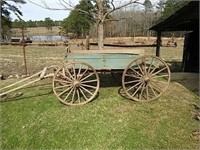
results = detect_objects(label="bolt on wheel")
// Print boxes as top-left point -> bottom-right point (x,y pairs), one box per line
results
122,55 -> 171,102
53,62 -> 100,106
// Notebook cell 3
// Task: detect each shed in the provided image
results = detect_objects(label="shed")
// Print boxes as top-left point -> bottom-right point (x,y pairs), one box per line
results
149,1 -> 199,72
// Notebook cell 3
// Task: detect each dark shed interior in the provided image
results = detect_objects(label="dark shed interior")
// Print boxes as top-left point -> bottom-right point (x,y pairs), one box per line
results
150,1 -> 199,72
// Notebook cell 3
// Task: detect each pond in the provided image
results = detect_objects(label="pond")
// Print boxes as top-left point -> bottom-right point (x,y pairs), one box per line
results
30,35 -> 68,41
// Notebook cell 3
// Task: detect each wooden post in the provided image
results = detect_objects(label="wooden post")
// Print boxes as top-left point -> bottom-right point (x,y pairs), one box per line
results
86,35 -> 90,50
21,25 -> 28,76
156,31 -> 161,57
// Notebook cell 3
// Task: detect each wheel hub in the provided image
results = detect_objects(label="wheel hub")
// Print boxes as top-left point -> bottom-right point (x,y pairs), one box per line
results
144,76 -> 150,82
142,76 -> 150,84
73,80 -> 80,88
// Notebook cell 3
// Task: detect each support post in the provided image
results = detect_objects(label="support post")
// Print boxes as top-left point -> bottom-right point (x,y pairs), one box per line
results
22,25 -> 28,76
86,34 -> 90,50
156,31 -> 162,57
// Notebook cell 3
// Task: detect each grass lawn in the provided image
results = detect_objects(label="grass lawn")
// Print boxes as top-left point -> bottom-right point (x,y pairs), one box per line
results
0,40 -> 199,149
1,75 -> 199,149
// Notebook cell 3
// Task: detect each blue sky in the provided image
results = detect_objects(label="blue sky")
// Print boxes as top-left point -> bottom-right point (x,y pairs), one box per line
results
11,0 -> 159,21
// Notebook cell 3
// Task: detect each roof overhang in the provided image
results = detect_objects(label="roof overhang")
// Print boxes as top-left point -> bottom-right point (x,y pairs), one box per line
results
149,1 -> 199,32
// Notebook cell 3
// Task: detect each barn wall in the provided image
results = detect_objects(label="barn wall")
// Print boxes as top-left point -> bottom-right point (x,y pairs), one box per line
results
182,29 -> 199,72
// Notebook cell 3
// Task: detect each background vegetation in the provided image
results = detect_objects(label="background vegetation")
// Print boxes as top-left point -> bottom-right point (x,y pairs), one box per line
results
1,0 -> 189,40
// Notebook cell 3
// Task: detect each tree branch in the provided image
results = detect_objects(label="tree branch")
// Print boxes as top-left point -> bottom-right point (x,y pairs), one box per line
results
28,0 -> 72,11
103,0 -> 143,22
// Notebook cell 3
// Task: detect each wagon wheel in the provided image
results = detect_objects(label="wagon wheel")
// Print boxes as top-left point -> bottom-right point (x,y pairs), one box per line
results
122,55 -> 171,102
53,62 -> 100,106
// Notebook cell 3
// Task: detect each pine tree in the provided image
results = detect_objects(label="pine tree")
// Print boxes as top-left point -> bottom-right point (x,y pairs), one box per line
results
1,0 -> 26,40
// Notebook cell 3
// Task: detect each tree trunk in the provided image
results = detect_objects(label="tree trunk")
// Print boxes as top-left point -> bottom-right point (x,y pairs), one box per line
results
97,22 -> 104,50
97,0 -> 104,50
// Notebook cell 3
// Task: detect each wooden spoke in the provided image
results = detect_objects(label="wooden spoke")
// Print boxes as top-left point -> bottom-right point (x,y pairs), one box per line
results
65,67 -> 74,80
122,55 -> 170,102
57,72 -> 72,82
124,79 -> 141,85
149,67 -> 157,76
64,87 -> 74,101
147,57 -> 154,73
126,81 -> 142,92
142,57 -> 147,75
125,73 -> 141,79
80,86 -> 93,96
131,82 -> 144,97
72,63 -> 76,79
77,89 -> 81,103
81,79 -> 98,84
148,83 -> 158,97
145,85 -> 149,100
53,62 -> 99,106
130,67 -> 143,77
80,73 -> 95,82
81,83 -> 97,89
70,88 -> 76,104
61,68 -> 66,77
79,87 -> 88,101
80,68 -> 89,79
150,67 -> 167,77
135,61 -> 144,75
54,79 -> 71,84
58,86 -> 73,97
139,83 -> 146,100
77,64 -> 82,80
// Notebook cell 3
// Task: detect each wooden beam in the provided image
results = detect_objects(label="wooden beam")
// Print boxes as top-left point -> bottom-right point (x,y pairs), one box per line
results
90,42 -> 157,48
69,49 -> 145,55
156,31 -> 162,57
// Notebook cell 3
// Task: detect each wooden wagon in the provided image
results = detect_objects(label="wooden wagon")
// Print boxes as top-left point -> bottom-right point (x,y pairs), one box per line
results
0,49 -> 170,106
52,49 -> 171,106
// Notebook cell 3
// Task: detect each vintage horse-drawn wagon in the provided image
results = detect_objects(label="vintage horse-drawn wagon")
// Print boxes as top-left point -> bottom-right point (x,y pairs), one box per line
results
0,49 -> 171,106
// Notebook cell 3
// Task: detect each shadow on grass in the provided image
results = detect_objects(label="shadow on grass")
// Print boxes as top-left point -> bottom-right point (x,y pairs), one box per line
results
0,91 -> 53,103
0,73 -> 127,104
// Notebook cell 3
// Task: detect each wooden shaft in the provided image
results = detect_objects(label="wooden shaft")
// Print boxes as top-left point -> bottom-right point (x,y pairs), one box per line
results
0,78 -> 41,97
0,71 -> 43,91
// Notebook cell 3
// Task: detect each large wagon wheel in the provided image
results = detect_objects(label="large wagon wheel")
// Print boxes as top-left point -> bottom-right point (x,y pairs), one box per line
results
122,55 -> 171,102
53,62 -> 100,106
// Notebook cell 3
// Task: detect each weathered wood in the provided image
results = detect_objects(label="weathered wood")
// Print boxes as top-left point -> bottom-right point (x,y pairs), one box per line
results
0,66 -> 55,97
90,42 -> 156,48
69,49 -> 144,55
66,52 -> 143,70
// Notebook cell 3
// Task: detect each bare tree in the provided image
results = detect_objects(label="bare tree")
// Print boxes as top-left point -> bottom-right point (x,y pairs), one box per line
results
28,0 -> 142,50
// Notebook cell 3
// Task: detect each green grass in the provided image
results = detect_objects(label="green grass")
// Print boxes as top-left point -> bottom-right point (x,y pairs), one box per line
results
1,75 -> 199,149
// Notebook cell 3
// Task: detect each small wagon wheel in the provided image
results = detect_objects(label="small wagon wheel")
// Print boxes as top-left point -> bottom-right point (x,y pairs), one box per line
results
52,62 -> 100,106
122,55 -> 171,102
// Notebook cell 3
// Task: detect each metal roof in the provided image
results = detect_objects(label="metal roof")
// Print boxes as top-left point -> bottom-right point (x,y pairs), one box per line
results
149,1 -> 199,31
